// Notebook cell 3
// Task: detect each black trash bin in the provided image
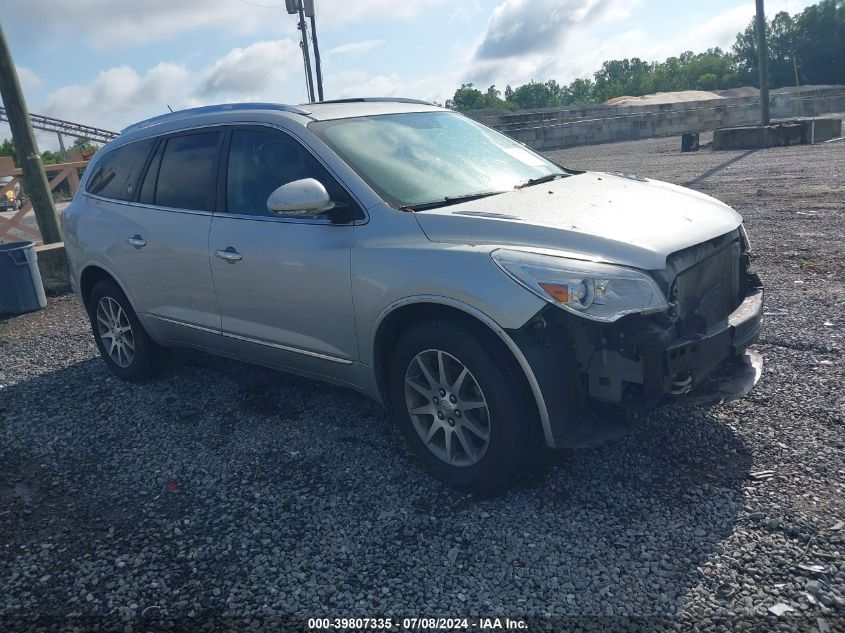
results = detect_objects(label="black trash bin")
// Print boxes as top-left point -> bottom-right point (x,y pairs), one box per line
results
0,241 -> 48,315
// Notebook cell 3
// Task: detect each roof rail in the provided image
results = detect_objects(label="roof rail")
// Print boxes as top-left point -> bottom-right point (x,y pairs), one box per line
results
309,97 -> 434,106
121,102 -> 311,134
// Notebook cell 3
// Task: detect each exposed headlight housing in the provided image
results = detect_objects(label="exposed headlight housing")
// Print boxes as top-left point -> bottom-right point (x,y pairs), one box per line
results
739,223 -> 752,254
492,249 -> 670,322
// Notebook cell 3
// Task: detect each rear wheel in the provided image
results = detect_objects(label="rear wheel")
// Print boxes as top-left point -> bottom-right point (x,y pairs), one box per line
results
388,320 -> 533,493
87,279 -> 164,381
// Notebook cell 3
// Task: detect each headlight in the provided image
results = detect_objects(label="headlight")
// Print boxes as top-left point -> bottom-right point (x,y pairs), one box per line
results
491,249 -> 669,322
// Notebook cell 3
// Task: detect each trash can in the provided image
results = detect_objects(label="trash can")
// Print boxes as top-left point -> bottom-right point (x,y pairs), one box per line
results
681,132 -> 700,152
0,241 -> 48,315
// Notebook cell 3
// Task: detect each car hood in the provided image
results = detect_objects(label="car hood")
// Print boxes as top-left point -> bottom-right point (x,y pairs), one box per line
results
413,172 -> 743,270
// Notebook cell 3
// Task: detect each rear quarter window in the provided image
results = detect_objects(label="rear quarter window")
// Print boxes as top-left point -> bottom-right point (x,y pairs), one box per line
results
85,139 -> 155,201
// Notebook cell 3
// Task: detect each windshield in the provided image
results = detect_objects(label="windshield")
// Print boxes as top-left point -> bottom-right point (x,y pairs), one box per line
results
309,111 -> 565,209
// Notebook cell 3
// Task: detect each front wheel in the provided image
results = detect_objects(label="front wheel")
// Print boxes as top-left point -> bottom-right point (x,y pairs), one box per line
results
87,279 -> 165,381
388,320 -> 534,493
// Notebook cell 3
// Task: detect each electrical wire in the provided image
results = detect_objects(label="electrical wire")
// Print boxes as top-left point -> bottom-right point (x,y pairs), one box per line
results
239,55 -> 284,101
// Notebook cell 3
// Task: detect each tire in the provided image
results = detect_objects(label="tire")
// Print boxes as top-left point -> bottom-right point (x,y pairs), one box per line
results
86,279 -> 164,381
388,319 -> 534,493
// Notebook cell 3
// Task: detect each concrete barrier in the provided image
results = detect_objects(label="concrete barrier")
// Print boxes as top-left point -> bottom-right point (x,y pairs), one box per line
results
34,242 -> 71,294
712,117 -> 843,150
467,85 -> 845,151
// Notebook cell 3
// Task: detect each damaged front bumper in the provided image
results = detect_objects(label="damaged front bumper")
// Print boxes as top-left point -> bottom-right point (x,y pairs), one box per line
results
509,274 -> 764,448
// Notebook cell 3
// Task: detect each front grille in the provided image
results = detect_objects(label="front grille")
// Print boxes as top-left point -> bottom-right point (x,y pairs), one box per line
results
673,241 -> 741,333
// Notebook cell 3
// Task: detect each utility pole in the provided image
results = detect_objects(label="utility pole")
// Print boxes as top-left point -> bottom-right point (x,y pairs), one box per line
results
755,0 -> 770,125
287,0 -> 315,103
305,0 -> 324,101
0,24 -> 61,244
287,0 -> 323,103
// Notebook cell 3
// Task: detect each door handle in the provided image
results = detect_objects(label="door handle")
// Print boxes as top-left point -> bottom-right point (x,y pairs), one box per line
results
126,235 -> 146,248
215,247 -> 243,262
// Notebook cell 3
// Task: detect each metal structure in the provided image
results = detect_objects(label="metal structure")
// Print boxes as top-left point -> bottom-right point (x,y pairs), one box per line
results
286,0 -> 324,102
0,24 -> 62,244
0,106 -> 119,145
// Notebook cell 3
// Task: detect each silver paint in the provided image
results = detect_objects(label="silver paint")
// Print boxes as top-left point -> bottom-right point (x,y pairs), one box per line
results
63,101 -> 746,449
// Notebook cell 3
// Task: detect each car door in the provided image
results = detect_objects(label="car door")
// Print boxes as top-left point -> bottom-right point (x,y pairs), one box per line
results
208,125 -> 363,385
113,129 -> 224,347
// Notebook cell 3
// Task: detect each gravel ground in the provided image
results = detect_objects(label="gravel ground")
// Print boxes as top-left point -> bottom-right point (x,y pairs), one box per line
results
1,132 -> 844,632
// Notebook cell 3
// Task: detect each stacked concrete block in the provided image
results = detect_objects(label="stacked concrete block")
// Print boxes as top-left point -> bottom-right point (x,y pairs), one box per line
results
468,86 -> 845,151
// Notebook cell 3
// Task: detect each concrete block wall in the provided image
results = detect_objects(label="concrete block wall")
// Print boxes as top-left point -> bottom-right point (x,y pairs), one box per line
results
467,85 -> 845,150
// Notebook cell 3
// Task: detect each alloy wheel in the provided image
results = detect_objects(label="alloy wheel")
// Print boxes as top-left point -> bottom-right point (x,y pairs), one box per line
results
96,296 -> 135,368
404,349 -> 491,467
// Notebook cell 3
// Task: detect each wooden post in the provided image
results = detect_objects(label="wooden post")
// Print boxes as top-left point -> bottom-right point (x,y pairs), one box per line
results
0,24 -> 62,244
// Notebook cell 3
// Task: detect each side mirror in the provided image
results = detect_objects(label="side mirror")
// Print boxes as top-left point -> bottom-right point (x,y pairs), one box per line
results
266,178 -> 335,216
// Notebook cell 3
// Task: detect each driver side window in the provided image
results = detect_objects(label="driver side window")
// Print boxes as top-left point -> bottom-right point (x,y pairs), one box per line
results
225,128 -> 358,219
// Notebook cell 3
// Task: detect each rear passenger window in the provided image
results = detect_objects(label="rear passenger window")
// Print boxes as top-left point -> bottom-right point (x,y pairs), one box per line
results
153,132 -> 220,211
85,139 -> 154,200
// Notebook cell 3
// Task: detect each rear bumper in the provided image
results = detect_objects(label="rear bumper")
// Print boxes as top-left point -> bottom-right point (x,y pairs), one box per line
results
509,275 -> 763,448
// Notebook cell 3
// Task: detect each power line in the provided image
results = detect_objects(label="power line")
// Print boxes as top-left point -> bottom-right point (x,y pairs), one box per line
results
238,55 -> 284,101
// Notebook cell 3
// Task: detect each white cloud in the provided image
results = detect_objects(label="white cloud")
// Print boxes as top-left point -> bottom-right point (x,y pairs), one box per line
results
16,66 -> 43,91
31,39 -> 314,140
332,70 -> 458,105
644,5 -> 753,60
314,0 -> 449,29
464,0 -> 642,88
5,0 -> 269,48
473,0 -> 636,61
199,40 -> 300,97
336,73 -> 401,97
41,63 -> 190,127
459,0 -> 797,93
6,0 -> 447,48
326,40 -> 382,56
446,0 -> 484,27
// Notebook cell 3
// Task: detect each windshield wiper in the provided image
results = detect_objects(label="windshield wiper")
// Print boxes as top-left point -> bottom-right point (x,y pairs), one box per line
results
515,173 -> 569,189
401,191 -> 506,212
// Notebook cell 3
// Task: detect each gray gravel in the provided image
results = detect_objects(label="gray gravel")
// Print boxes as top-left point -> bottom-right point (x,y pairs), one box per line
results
2,132 -> 844,631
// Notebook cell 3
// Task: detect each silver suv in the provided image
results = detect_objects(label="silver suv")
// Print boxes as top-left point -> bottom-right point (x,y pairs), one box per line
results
63,99 -> 763,492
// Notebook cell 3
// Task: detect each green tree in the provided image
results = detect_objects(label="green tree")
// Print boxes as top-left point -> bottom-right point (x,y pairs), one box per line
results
0,138 -> 17,165
563,78 -> 596,105
41,150 -> 63,165
768,12 -> 799,87
446,84 -> 487,111
71,136 -> 99,155
696,73 -> 718,90
592,58 -> 655,101
508,80 -> 564,109
793,0 -> 845,85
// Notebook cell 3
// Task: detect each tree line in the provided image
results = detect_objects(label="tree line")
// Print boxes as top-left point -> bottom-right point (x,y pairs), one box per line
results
446,0 -> 844,111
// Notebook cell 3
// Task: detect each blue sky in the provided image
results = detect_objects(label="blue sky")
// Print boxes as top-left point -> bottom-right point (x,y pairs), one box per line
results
2,0 -> 813,148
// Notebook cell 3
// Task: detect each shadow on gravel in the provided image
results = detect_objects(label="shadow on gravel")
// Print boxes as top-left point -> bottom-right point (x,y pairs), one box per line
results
682,148 -> 758,187
1,350 -> 753,619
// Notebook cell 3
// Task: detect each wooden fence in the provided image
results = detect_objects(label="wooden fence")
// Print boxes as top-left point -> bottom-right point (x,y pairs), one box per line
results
0,160 -> 88,244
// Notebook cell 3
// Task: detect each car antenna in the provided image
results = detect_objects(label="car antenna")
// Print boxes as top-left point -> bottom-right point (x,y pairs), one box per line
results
166,104 -> 174,112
